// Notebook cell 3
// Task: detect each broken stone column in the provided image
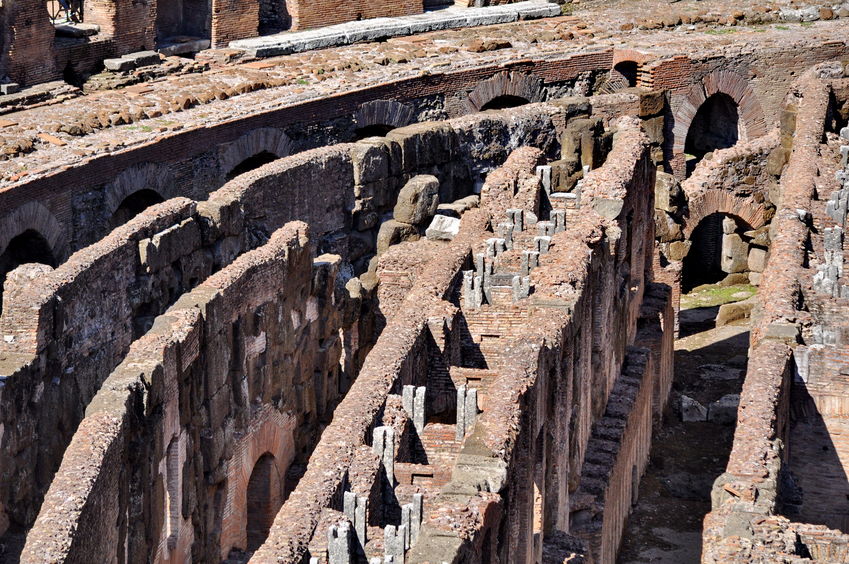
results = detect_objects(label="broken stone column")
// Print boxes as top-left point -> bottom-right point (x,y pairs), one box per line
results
402,385 -> 426,435
328,521 -> 353,564
551,209 -> 566,233
512,275 -> 530,301
537,165 -> 553,195
462,270 -> 483,309
537,221 -> 555,237
410,493 -> 423,544
455,385 -> 478,440
521,250 -> 539,276
385,524 -> 407,563
343,492 -> 367,550
507,208 -> 524,232
824,226 -> 844,277
535,235 -> 551,255
497,222 -> 514,249
372,426 -> 396,487
486,237 -> 507,258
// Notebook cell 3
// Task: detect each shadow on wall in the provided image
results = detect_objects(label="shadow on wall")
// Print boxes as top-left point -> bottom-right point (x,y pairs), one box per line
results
785,384 -> 849,534
682,212 -> 753,293
685,93 -> 740,176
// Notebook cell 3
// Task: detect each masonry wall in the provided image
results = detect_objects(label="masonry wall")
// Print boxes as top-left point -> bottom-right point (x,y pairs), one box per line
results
20,221 -> 365,563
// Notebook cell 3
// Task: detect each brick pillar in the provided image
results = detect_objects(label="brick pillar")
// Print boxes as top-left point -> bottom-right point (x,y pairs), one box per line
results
0,0 -> 59,86
86,0 -> 156,56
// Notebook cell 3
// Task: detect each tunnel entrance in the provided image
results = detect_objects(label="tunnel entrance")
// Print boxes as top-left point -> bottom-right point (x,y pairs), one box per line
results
246,453 -> 282,552
226,151 -> 279,181
259,0 -> 291,35
613,61 -> 638,88
0,230 -> 57,313
682,213 -> 752,293
354,124 -> 396,140
480,95 -> 530,111
684,93 -> 740,175
110,189 -> 165,229
156,0 -> 211,47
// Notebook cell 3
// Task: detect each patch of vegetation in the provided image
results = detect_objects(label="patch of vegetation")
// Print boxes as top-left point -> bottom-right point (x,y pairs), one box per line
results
560,4 -> 574,16
705,28 -> 737,35
800,21 -> 814,27
296,78 -> 310,85
775,25 -> 790,30
681,283 -> 757,310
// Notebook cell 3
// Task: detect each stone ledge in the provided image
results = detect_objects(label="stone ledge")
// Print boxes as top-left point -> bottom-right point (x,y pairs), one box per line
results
230,2 -> 561,58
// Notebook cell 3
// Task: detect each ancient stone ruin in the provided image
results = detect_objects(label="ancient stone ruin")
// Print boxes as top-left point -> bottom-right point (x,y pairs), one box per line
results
1,0 -> 849,562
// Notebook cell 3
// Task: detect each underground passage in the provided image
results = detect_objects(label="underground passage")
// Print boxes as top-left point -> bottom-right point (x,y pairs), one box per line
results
2,2 -> 849,563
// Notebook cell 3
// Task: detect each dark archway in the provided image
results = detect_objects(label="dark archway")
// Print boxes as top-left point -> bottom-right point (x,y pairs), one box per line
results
259,0 -> 291,35
682,212 -> 752,293
480,95 -> 530,111
109,189 -> 165,229
354,124 -> 395,140
246,453 -> 282,551
226,151 -> 279,181
156,0 -> 210,44
613,61 -> 638,88
0,230 -> 57,313
684,93 -> 740,174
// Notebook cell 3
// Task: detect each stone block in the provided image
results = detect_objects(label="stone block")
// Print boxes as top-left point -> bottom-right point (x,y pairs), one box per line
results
716,297 -> 755,326
681,395 -> 707,422
721,233 -> 748,273
638,90 -> 666,116
0,83 -> 20,95
666,240 -> 691,261
426,215 -> 460,241
642,115 -> 665,145
394,175 -> 440,225
126,51 -> 163,67
749,271 -> 762,286
654,172 -> 681,212
376,220 -> 419,254
748,247 -> 767,273
104,58 -> 136,72
707,394 -> 740,424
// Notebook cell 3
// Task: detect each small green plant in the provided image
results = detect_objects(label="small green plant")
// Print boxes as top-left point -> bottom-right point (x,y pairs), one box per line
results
800,21 -> 814,27
560,4 -> 574,16
296,78 -> 309,85
705,28 -> 737,35
775,25 -> 790,30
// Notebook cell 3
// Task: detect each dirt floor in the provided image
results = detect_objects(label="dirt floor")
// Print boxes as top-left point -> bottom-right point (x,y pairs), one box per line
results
616,283 -> 754,563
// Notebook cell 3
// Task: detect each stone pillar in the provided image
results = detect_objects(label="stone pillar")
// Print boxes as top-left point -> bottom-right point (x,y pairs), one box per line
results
512,275 -> 530,302
521,250 -> 539,276
385,524 -> 407,563
507,208 -> 524,232
537,221 -> 555,237
486,237 -> 506,258
535,236 -> 551,255
497,222 -> 514,249
372,426 -> 395,487
537,165 -> 553,195
551,210 -> 566,233
343,492 -> 367,551
463,270 -> 483,310
328,521 -> 353,564
455,385 -> 478,440
402,385 -> 426,435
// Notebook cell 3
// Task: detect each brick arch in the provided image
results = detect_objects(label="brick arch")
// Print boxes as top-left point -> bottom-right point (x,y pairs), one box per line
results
669,70 -> 767,156
218,128 -> 293,180
682,189 -> 767,239
466,71 -> 544,113
0,201 -> 67,263
355,99 -> 415,130
219,407 -> 295,559
103,162 -> 176,218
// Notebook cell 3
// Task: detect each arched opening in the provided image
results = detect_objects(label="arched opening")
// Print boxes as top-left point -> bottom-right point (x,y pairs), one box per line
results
684,93 -> 740,175
259,0 -> 291,35
354,124 -> 395,140
613,61 -> 638,88
156,0 -> 210,47
226,151 -> 279,181
246,453 -> 282,551
109,189 -> 165,229
0,230 -> 57,313
480,95 -> 530,111
682,213 -> 752,293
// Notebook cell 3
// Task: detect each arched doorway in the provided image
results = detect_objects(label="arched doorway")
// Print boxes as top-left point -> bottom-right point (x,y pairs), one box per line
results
226,151 -> 279,181
613,61 -> 638,88
259,0 -> 291,35
245,453 -> 282,551
682,212 -> 752,293
480,95 -> 530,111
684,93 -> 740,174
354,123 -> 396,140
109,189 -> 165,229
0,230 -> 57,312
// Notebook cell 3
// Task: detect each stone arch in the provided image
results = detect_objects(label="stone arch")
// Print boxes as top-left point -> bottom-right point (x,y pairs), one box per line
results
246,453 -> 282,551
0,201 -> 67,264
218,128 -> 293,181
681,189 -> 767,240
669,70 -> 767,158
219,407 -> 295,559
103,163 -> 176,221
466,71 -> 544,113
354,99 -> 415,138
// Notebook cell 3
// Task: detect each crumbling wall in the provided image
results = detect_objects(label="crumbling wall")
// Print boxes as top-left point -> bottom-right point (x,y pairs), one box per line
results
702,64 -> 849,563
20,221 -> 363,563
0,0 -> 59,86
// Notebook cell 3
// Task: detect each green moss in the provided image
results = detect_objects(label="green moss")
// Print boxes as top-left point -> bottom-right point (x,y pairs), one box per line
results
705,28 -> 737,35
680,283 -> 757,310
775,25 -> 790,30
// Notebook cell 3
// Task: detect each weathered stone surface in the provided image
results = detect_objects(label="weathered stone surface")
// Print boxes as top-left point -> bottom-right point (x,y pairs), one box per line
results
394,175 -> 440,225
681,395 -> 707,422
707,394 -> 740,424
721,233 -> 748,273
425,215 -> 460,241
377,219 -> 419,254
654,172 -> 681,212
716,297 -> 755,326
747,247 -> 767,273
